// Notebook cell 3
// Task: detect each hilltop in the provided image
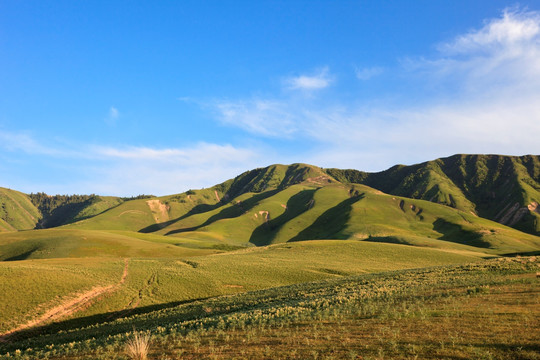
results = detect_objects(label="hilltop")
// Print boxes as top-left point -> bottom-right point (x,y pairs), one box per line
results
0,155 -> 538,258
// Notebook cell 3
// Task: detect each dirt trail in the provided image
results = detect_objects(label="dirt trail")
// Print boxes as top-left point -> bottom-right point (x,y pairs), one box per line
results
113,272 -> 157,319
0,259 -> 129,341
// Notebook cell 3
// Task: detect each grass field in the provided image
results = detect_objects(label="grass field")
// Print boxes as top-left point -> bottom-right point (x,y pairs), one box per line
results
0,159 -> 538,359
0,240 -> 484,336
0,257 -> 537,359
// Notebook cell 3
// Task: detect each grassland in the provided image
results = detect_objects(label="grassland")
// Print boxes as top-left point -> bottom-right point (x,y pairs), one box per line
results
0,156 -> 539,359
0,239 -> 484,336
0,257 -> 537,359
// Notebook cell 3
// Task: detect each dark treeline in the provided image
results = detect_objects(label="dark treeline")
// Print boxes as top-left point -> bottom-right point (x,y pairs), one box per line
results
29,193 -> 99,228
121,194 -> 155,201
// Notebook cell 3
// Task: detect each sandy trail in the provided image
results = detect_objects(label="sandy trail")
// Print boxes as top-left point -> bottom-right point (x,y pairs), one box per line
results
0,259 -> 129,341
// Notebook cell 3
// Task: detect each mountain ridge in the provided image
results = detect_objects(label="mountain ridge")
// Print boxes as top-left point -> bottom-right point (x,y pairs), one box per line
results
1,154 -> 539,241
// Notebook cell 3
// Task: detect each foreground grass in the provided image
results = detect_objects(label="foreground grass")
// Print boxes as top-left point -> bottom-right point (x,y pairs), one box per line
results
0,240 -> 482,334
0,256 -> 537,359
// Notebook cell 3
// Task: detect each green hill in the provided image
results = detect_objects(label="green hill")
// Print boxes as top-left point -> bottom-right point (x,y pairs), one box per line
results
59,158 -> 539,255
0,187 -> 41,231
1,155 -> 539,358
326,154 -> 540,235
3,155 -> 538,240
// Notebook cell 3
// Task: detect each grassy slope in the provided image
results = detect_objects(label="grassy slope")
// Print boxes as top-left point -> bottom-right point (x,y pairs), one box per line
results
145,180 -> 540,255
67,163 -> 332,234
0,187 -> 41,231
0,257 -> 125,333
62,196 -> 124,224
326,154 -> 540,235
0,240 -> 482,335
0,229 -> 219,261
1,257 -> 537,359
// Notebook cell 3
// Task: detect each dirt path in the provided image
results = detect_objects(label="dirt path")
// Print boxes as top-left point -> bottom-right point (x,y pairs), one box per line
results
111,272 -> 157,319
0,259 -> 129,341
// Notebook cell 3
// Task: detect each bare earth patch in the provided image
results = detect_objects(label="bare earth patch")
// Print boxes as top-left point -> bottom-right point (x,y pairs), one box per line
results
146,200 -> 170,223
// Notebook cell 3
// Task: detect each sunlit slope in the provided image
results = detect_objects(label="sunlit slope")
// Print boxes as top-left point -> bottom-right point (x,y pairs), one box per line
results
148,179 -> 539,255
28,193 -> 127,228
68,163 -> 333,233
0,187 -> 41,231
326,154 -> 540,235
0,240 -> 482,334
0,228 -> 218,261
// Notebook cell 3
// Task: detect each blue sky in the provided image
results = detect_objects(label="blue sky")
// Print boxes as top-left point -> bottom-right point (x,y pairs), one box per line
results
1,1 -> 540,196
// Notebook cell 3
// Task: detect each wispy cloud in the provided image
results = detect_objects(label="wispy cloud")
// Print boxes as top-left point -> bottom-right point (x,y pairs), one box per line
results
410,8 -> 540,96
210,8 -> 540,169
87,142 -> 264,195
215,99 -> 298,137
355,66 -> 383,80
105,106 -> 120,125
440,8 -> 540,54
0,130 -> 62,156
0,130 -> 266,196
95,143 -> 256,164
109,106 -> 119,119
285,67 -> 332,90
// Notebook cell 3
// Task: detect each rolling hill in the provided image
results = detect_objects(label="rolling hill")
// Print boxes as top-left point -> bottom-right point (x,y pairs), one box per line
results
326,154 -> 540,235
1,155 -> 538,258
0,154 -> 539,359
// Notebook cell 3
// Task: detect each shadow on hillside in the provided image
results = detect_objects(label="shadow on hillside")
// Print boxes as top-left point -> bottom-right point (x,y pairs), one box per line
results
2,247 -> 39,261
288,193 -> 365,243
501,250 -> 540,257
432,218 -> 492,248
139,203 -> 223,233
249,189 -> 317,246
0,297 -> 212,351
163,190 -> 281,236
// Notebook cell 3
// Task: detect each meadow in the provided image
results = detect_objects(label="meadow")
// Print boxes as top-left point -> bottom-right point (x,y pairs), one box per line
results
0,239 -> 484,336
0,157 -> 539,359
0,257 -> 537,359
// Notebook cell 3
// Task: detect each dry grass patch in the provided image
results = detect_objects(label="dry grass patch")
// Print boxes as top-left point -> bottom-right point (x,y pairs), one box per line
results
125,332 -> 151,360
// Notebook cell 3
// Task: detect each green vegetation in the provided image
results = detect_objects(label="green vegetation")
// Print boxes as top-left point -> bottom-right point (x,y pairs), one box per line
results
326,154 -> 540,235
0,257 -> 537,359
29,193 -> 123,228
0,239 -> 482,335
0,155 -> 538,359
0,188 -> 41,231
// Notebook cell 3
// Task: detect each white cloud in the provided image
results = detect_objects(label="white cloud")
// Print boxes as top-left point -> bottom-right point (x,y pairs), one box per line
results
355,66 -> 383,80
210,8 -> 540,170
105,106 -> 120,125
285,67 -> 332,90
440,8 -> 540,54
215,99 -> 298,137
85,142 -> 264,196
0,131 -> 267,196
95,143 -> 256,164
413,8 -> 540,96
